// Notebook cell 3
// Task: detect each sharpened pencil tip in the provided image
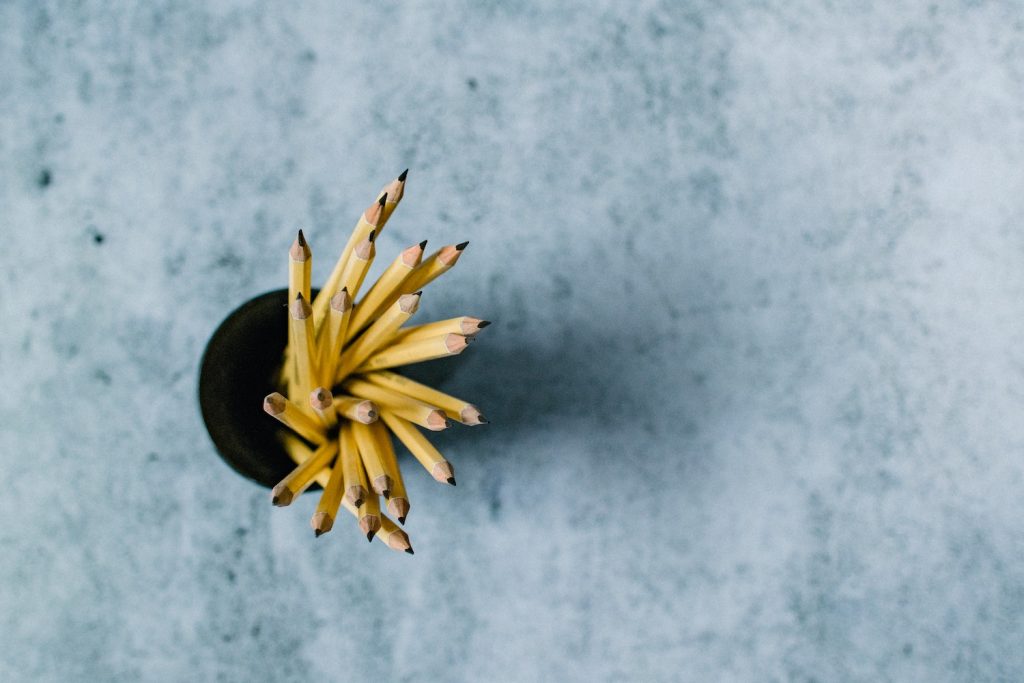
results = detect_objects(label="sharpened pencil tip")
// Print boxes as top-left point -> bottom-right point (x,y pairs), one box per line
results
398,169 -> 408,181
447,477 -> 457,486
366,532 -> 374,542
314,529 -> 323,538
478,415 -> 489,424
419,239 -> 428,249
368,230 -> 376,242
405,548 -> 414,555
398,516 -> 406,524
271,495 -> 280,505
379,193 -> 387,206
297,229 -> 306,246
455,240 -> 469,250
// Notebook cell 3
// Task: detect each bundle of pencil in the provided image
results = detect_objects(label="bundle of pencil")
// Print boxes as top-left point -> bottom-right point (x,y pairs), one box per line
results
263,170 -> 489,554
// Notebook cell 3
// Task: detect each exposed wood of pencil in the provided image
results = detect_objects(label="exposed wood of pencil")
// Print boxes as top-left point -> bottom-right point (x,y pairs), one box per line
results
336,231 -> 376,305
264,392 -> 326,444
339,421 -> 367,508
271,439 -> 338,507
319,287 -> 351,386
343,376 -> 450,431
309,387 -> 337,429
334,395 -> 379,424
353,458 -> 382,541
373,420 -> 410,524
351,420 -> 391,497
357,333 -> 469,372
378,169 -> 407,226
311,432 -> 346,537
290,293 -> 317,396
334,292 -> 421,382
345,241 -> 426,342
311,194 -> 386,330
389,316 -> 489,345
379,411 -> 456,485
400,241 -> 468,294
362,369 -> 488,425
377,515 -> 414,554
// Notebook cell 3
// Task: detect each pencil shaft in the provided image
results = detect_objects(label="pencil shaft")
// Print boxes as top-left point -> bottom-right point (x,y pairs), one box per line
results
357,333 -> 468,372
389,316 -> 486,345
352,420 -> 390,496
345,242 -> 424,343
379,411 -> 454,484
335,294 -> 420,382
363,370 -> 483,425
343,377 -> 449,431
264,393 -> 325,444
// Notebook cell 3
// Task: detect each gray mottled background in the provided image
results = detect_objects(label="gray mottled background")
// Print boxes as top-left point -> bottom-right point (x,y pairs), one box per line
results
2,1 -> 1024,681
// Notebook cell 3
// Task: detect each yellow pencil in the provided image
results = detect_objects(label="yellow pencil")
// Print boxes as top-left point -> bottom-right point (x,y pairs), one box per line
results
271,439 -> 338,507
378,169 -> 407,226
345,240 -> 426,342
343,376 -> 450,431
309,387 -> 337,429
334,292 -> 421,382
311,434 -> 346,537
373,421 -> 410,524
380,411 -> 456,485
337,231 -> 376,302
334,395 -> 379,424
353,460 -> 382,541
338,421 -> 366,508
263,392 -> 325,445
376,515 -> 414,554
400,241 -> 468,294
351,420 -> 391,497
390,316 -> 489,345
290,292 -> 316,396
319,287 -> 351,386
311,194 -> 385,329
357,333 -> 469,372
283,230 -> 312,391
362,369 -> 488,425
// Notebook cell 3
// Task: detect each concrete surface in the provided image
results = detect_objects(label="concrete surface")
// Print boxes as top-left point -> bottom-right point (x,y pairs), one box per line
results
2,1 -> 1024,681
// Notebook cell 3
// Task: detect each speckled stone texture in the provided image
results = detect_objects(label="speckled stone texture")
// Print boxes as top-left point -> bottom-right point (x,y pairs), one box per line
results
2,2 -> 1024,681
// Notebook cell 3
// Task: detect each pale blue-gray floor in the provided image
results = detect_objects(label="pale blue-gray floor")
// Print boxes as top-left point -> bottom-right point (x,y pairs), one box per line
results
2,2 -> 1024,681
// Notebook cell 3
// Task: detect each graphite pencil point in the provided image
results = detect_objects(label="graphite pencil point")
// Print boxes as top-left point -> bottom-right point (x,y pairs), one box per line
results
447,477 -> 457,486
405,548 -> 414,555
398,169 -> 408,181
455,240 -> 469,250
419,239 -> 428,249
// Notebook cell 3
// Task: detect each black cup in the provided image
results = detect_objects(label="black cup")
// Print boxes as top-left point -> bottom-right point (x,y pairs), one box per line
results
199,288 -> 467,488
198,288 -> 312,489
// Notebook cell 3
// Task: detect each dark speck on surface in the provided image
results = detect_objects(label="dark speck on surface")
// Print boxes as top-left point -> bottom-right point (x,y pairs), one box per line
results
37,169 -> 52,188
467,77 -> 478,90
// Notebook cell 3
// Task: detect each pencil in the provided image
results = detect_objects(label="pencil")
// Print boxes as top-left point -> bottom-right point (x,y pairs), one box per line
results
337,230 -> 376,302
338,421 -> 366,508
343,376 -> 450,431
345,240 -> 426,342
309,387 -> 337,429
290,292 -> 317,395
334,395 -> 379,424
311,433 -> 346,536
357,333 -> 469,372
377,515 -> 414,554
284,230 -> 312,391
264,392 -> 325,445
362,369 -> 488,425
379,411 -> 456,485
319,287 -> 351,387
389,316 -> 489,345
334,292 -> 421,382
352,419 -> 391,497
373,421 -> 410,523
353,460 -> 382,541
400,241 -> 468,294
271,439 -> 339,507
311,193 -> 386,329
378,169 -> 407,226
